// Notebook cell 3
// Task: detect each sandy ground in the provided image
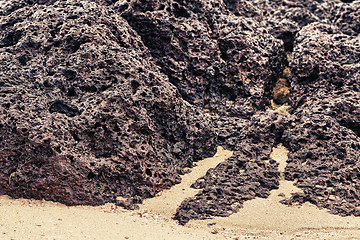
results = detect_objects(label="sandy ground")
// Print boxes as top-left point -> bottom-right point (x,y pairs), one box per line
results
1,146 -> 360,240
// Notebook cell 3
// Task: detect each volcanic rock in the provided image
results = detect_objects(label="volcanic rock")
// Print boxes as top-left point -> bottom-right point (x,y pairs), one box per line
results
0,0 -> 359,225
0,0 -> 216,206
174,111 -> 289,224
121,0 -> 284,117
174,0 -> 360,224
279,1 -> 360,218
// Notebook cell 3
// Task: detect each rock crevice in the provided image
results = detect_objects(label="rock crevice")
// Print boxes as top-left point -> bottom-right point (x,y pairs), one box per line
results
0,0 -> 359,223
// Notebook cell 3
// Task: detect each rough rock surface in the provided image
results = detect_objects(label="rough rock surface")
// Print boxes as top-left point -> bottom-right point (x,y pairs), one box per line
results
121,0 -> 284,117
0,0 -> 359,225
289,22 -> 359,108
174,111 -> 288,224
280,19 -> 360,216
0,0 -> 216,207
282,102 -> 360,216
174,0 -> 360,224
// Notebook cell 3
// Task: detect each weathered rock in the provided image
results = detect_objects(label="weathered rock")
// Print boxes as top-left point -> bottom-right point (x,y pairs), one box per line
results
281,97 -> 360,216
175,158 -> 279,225
279,7 -> 360,216
174,111 -> 290,224
330,1 -> 360,36
0,0 -> 359,225
174,0 -> 360,224
289,23 -> 359,108
0,0 -> 216,206
121,0 -> 284,117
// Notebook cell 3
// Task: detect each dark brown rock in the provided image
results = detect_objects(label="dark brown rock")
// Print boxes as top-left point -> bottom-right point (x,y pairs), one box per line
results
174,0 -> 360,224
174,111 -> 290,224
0,0 -> 216,206
0,0 -> 359,225
289,22 -> 359,109
281,101 -> 360,216
121,0 -> 284,117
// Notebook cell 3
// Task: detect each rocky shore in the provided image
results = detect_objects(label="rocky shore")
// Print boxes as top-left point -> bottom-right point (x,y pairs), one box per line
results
0,0 -> 359,225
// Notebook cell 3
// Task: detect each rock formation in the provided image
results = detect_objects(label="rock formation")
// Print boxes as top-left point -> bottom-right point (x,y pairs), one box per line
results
0,0 -> 359,224
0,0 -> 216,207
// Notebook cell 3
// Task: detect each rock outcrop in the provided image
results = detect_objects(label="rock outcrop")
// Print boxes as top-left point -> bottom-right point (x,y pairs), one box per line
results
0,0 -> 359,224
0,0 -> 216,207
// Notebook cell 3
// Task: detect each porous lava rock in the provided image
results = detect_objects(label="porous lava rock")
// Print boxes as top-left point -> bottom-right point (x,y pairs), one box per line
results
280,20 -> 360,215
281,98 -> 360,216
174,111 -> 289,224
174,0 -> 360,224
289,22 -> 359,108
0,0 -> 216,206
0,0 -> 359,225
120,0 -> 284,117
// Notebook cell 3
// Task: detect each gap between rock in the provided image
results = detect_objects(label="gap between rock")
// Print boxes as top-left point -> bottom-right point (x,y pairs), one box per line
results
184,145 -> 360,233
138,146 -> 233,218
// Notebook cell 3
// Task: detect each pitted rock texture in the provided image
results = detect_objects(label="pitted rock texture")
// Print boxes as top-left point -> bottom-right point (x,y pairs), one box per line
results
121,0 -> 284,117
175,159 -> 279,225
174,111 -> 288,224
280,26 -> 360,214
173,0 -> 360,224
289,22 -> 359,108
0,0 -> 359,224
0,0 -> 216,206
282,101 -> 360,216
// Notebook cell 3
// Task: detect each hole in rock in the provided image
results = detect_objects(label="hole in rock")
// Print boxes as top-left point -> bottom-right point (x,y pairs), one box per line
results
63,69 -> 77,81
0,30 -> 22,47
277,31 -> 296,52
145,169 -> 152,177
67,87 -> 77,97
67,155 -> 75,163
54,146 -> 61,153
80,85 -> 97,93
18,55 -> 29,66
172,3 -> 190,18
49,100 -> 80,117
70,130 -> 81,142
131,80 -> 140,94
87,172 -> 96,179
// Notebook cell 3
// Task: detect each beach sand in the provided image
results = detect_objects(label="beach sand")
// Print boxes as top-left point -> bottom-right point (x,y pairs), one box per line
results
1,146 -> 360,239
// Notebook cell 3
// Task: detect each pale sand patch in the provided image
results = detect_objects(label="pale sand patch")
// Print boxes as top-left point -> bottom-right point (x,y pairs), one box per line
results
270,143 -> 288,173
0,147 -> 233,240
1,145 -> 360,239
140,146 -> 233,218
187,145 -> 360,239
270,100 -> 291,115
0,195 -> 224,240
